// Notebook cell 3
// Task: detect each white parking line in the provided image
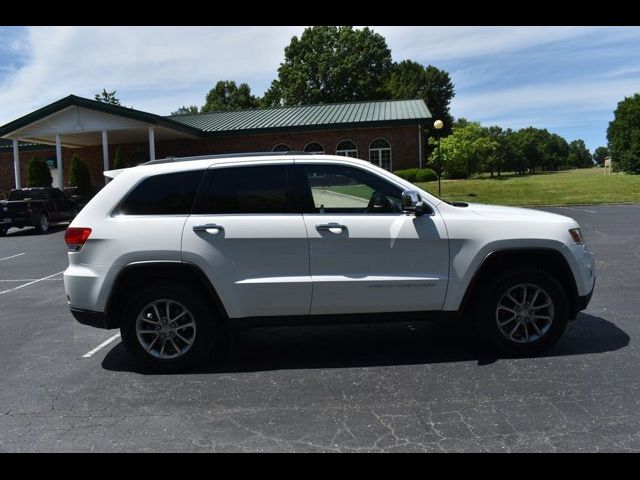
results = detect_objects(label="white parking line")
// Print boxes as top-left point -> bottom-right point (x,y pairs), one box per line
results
0,279 -> 62,282
0,252 -> 26,262
0,270 -> 65,295
82,333 -> 121,358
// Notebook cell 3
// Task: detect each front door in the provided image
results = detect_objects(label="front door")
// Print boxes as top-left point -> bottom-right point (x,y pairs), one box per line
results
296,162 -> 449,315
182,162 -> 311,319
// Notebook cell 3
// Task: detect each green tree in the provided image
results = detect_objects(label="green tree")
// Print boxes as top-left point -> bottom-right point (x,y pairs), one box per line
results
567,139 -> 593,169
113,147 -> 126,169
202,81 -> 259,112
542,132 -> 570,171
68,156 -> 93,197
607,93 -> 640,173
94,89 -> 122,106
26,156 -> 53,187
385,60 -> 455,136
264,26 -> 392,106
171,105 -> 199,115
428,122 -> 498,179
593,146 -> 609,167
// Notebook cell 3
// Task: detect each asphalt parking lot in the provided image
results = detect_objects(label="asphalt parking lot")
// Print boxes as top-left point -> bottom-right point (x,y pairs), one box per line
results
0,204 -> 639,452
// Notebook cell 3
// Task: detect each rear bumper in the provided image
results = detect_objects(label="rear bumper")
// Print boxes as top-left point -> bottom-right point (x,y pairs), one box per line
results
70,307 -> 113,329
2,216 -> 32,228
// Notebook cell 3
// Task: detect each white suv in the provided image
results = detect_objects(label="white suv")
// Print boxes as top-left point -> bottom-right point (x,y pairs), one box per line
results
64,153 -> 595,371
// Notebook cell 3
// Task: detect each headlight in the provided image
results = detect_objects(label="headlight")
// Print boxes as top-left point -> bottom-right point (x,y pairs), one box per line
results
569,228 -> 585,244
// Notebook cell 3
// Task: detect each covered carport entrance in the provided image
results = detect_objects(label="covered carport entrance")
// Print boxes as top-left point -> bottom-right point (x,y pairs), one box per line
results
0,95 -> 203,189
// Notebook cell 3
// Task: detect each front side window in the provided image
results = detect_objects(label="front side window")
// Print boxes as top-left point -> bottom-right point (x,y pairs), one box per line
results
369,138 -> 392,171
336,140 -> 358,158
195,165 -> 291,214
115,170 -> 204,215
301,164 -> 402,214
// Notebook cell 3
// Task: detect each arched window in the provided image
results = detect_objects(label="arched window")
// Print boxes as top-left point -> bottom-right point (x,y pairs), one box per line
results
369,138 -> 392,171
304,142 -> 324,153
272,144 -> 290,152
336,140 -> 358,158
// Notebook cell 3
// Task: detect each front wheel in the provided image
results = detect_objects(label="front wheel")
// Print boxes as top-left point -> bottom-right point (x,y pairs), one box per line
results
120,282 -> 217,372
474,268 -> 569,356
0,226 -> 7,236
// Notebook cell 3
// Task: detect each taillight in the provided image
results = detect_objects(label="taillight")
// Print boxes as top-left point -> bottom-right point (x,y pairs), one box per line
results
65,227 -> 92,251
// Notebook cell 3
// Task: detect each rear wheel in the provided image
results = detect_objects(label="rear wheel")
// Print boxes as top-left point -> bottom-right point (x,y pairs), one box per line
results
120,282 -> 216,372
474,268 -> 569,356
0,226 -> 7,236
36,213 -> 49,233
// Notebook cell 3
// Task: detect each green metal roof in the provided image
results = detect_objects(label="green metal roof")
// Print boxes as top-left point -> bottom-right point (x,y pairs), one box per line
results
0,96 -> 431,141
167,99 -> 431,135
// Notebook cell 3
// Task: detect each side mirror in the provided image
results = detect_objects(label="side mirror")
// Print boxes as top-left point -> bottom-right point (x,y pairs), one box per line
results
402,189 -> 429,216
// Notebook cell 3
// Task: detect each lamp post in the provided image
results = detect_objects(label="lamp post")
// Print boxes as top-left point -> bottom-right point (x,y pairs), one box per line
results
434,119 -> 444,197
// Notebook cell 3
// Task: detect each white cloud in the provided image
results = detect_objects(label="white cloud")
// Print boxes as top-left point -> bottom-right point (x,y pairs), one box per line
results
373,26 -> 598,62
1,25 -> 638,151
451,78 -> 640,123
0,26 -> 305,123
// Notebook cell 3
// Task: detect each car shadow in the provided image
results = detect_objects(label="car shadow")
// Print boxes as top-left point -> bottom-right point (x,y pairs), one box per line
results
101,312 -> 630,375
2,224 -> 68,237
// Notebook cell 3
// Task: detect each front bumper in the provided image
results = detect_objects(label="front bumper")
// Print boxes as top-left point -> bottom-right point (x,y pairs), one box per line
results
574,280 -> 595,315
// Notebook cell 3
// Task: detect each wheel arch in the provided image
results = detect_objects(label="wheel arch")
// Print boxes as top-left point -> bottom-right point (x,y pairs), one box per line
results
459,248 -> 580,320
104,261 -> 229,329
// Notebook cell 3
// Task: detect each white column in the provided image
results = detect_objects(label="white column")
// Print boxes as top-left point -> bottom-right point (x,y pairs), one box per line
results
148,127 -> 156,161
102,130 -> 109,184
418,124 -> 423,169
55,134 -> 63,188
12,139 -> 20,189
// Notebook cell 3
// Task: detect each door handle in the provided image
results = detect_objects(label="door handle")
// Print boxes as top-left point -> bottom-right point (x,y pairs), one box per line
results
193,223 -> 224,233
315,223 -> 347,232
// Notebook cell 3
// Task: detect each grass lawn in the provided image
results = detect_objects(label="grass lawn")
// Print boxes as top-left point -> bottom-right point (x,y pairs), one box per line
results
416,168 -> 640,206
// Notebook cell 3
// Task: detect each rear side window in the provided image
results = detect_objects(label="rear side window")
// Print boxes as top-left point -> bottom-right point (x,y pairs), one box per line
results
115,170 -> 204,215
194,165 -> 291,214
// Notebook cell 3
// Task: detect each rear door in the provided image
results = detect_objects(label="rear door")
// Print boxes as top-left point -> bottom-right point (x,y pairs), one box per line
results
182,162 -> 311,319
295,162 -> 450,315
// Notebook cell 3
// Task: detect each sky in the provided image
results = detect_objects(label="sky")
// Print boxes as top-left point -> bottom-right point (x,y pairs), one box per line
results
1,26 -> 639,151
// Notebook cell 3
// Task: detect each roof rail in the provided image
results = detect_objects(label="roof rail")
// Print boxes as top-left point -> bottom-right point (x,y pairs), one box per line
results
143,151 -> 319,165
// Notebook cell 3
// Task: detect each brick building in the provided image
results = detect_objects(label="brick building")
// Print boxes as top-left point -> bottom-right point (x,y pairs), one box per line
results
0,95 -> 431,192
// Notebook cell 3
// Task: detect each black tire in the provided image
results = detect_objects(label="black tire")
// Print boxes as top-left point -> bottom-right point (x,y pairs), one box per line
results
35,213 -> 49,233
473,268 -> 569,356
0,226 -> 7,236
120,281 -> 217,372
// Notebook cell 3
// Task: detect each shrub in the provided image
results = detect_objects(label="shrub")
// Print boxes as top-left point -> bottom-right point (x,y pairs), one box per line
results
393,168 -> 421,182
68,156 -> 93,198
26,156 -> 53,187
415,168 -> 438,182
113,147 -> 127,169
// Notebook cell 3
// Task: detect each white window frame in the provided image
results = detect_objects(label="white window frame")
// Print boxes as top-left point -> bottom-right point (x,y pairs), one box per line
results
336,139 -> 358,158
369,138 -> 392,171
